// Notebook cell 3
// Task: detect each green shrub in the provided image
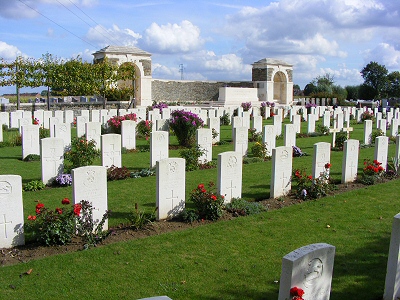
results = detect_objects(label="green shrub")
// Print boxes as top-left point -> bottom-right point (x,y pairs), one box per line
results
130,168 -> 156,178
39,127 -> 50,139
23,154 -> 40,162
179,146 -> 204,171
371,129 -> 385,143
128,204 -> 156,230
136,120 -> 152,141
225,198 -> 267,216
64,137 -> 100,172
248,128 -> 262,142
316,124 -> 329,135
251,141 -> 268,159
178,209 -> 200,223
24,180 -> 46,191
220,113 -> 230,125
335,132 -> 348,150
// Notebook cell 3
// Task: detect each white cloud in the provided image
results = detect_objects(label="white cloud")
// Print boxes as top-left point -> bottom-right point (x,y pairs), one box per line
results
86,25 -> 142,47
0,0 -> 38,19
363,43 -> 400,69
0,41 -> 22,60
143,20 -> 204,54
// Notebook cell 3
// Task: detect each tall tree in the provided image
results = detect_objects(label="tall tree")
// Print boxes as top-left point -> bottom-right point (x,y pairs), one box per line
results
361,61 -> 388,98
387,71 -> 400,98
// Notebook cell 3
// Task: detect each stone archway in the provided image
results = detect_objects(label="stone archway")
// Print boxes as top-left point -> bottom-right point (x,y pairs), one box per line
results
273,71 -> 287,104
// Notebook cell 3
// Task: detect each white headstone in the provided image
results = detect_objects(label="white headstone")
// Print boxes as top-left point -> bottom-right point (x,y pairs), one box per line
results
54,110 -> 64,122
54,122 -> 71,152
156,158 -> 185,220
364,120 -> 373,145
101,134 -> 122,168
121,120 -> 136,150
379,119 -> 387,134
307,114 -> 317,133
252,116 -> 263,133
292,114 -> 301,133
284,124 -> 296,147
86,122 -> 102,150
76,115 -> 89,138
49,116 -> 61,137
0,112 -> 9,128
273,115 -> 282,136
233,127 -> 248,157
271,146 -> 292,198
278,243 -> 335,300
41,137 -> 64,185
81,109 -> 90,120
263,125 -> 276,157
336,113 -> 344,130
323,111 -> 330,128
65,110 -> 74,125
312,142 -> 331,179
156,119 -> 169,132
208,117 -> 220,144
150,131 -> 169,168
384,213 -> 400,300
0,175 -> 24,248
197,128 -> 212,163
72,165 -> 108,230
43,111 -> 52,129
391,119 -> 398,137
217,151 -> 242,203
91,109 -> 100,122
22,125 -> 40,159
341,139 -> 359,183
10,111 -> 23,128
231,116 -> 244,137
374,136 -> 389,170
18,117 -> 31,134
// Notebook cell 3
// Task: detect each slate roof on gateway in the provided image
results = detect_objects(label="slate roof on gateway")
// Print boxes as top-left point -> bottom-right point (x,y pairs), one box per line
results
93,45 -> 151,56
253,58 -> 292,66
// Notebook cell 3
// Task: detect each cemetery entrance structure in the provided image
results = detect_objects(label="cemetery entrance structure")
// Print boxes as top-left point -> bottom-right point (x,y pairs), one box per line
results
92,45 -> 153,107
92,45 -> 294,107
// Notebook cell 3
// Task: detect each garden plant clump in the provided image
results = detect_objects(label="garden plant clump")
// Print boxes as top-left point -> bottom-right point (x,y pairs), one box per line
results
106,113 -> 137,134
169,109 -> 204,147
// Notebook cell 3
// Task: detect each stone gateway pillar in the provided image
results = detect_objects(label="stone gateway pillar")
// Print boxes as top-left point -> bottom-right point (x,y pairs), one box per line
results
252,58 -> 293,105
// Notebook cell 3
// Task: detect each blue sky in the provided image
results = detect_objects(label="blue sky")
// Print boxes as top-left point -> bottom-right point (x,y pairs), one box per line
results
1,0 -> 400,95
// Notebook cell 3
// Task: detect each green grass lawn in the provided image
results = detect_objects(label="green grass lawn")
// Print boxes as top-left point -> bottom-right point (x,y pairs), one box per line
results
0,117 -> 398,299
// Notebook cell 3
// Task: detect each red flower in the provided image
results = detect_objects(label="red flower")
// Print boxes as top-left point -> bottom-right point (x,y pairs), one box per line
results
36,203 -> 45,214
211,195 -> 217,201
55,208 -> 62,214
307,175 -> 313,180
290,286 -> 305,297
198,184 -> 204,190
61,198 -> 70,205
27,215 -> 36,220
378,166 -> 384,172
201,188 -> 206,193
373,159 -> 380,165
324,163 -> 331,169
295,170 -> 301,178
73,204 -> 82,216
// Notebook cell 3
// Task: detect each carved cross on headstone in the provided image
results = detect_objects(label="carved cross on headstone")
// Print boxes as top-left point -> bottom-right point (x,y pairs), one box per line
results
0,214 -> 12,239
227,180 -> 236,200
166,190 -> 179,210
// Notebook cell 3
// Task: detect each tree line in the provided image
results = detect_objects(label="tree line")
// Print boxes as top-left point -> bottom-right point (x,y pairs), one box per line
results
0,53 -> 136,109
294,61 -> 400,102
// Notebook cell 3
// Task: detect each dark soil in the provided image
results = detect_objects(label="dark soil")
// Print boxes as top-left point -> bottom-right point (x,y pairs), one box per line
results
0,181 -> 368,267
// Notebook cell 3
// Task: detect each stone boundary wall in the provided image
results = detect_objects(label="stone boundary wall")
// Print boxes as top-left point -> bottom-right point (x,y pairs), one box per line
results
152,79 -> 254,103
